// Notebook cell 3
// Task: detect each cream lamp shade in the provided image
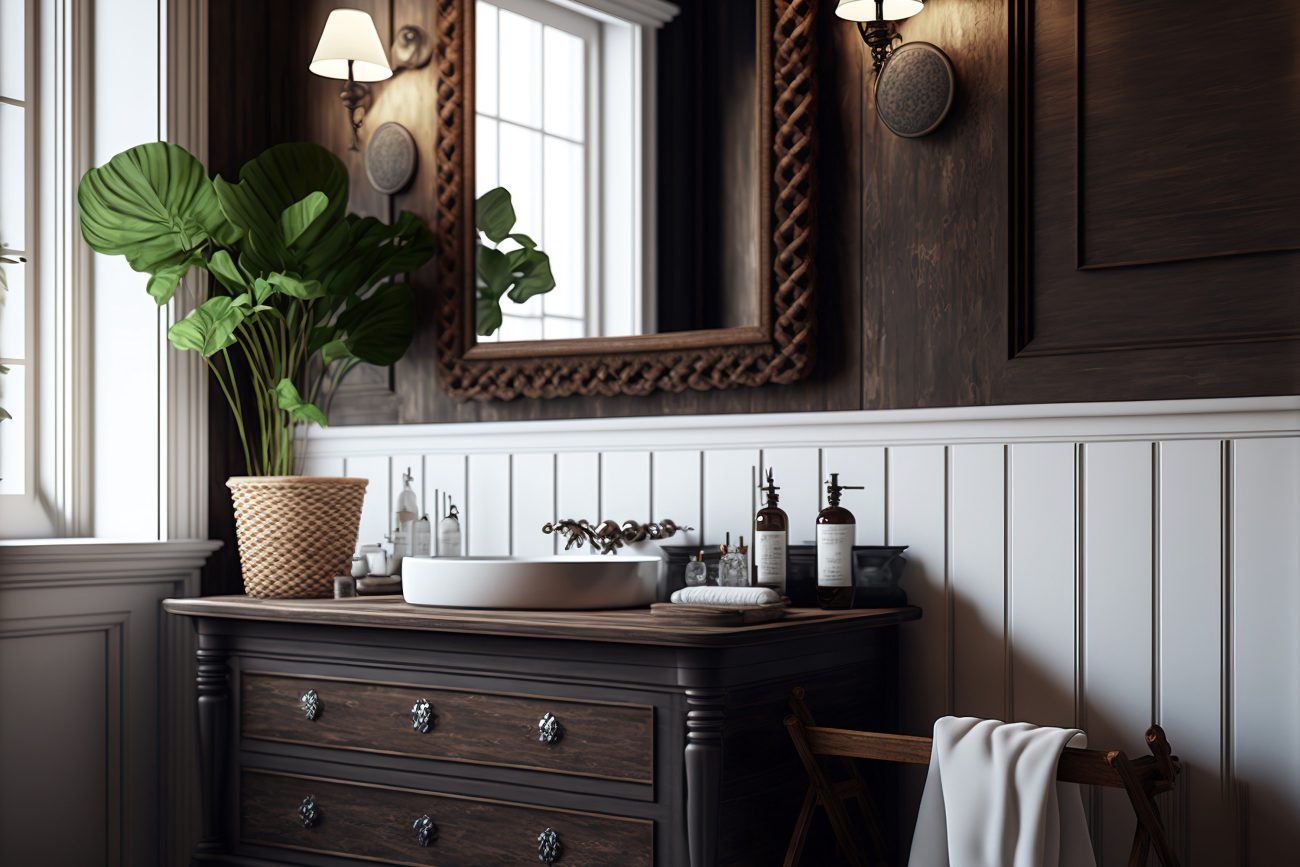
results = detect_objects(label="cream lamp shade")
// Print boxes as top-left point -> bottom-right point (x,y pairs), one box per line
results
835,0 -> 924,22
310,9 -> 393,82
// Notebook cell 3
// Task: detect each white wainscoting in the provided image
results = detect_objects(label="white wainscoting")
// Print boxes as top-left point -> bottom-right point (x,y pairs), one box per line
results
305,396 -> 1300,864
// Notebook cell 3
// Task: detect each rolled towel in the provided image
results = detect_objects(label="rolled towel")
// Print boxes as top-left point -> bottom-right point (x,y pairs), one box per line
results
670,586 -> 781,606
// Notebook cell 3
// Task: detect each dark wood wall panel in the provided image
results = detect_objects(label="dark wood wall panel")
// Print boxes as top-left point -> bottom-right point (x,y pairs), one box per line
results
205,0 -> 1298,424
1079,2 -> 1300,268
1017,0 -> 1300,370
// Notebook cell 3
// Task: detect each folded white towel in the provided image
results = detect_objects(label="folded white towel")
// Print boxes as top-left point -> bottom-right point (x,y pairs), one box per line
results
908,717 -> 1096,867
669,586 -> 780,606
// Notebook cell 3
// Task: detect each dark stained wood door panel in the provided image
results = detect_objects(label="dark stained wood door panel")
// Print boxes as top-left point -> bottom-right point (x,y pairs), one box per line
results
242,672 -> 654,784
240,768 -> 654,866
1012,0 -> 1300,361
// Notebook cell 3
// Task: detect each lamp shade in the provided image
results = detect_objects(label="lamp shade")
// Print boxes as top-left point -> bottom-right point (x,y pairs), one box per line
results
310,9 -> 393,82
835,0 -> 924,22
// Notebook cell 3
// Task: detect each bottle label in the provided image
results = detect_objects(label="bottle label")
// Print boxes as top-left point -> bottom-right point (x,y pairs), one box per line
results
754,530 -> 788,589
817,524 -> 855,587
437,520 -> 462,557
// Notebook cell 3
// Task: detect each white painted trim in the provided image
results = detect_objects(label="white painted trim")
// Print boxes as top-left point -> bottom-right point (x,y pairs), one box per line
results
162,0 -> 209,540
0,538 -> 222,581
304,397 -> 1300,458
553,0 -> 679,29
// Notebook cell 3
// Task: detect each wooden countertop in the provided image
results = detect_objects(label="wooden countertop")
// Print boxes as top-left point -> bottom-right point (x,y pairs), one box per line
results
163,595 -> 921,648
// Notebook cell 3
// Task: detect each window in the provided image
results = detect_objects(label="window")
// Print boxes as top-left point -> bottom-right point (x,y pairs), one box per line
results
476,0 -> 599,342
1,0 -> 32,500
473,0 -> 675,341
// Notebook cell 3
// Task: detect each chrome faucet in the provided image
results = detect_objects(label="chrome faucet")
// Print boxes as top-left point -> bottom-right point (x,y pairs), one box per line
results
542,519 -> 693,555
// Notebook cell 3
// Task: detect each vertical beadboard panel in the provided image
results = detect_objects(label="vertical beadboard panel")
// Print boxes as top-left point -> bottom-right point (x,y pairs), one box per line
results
556,452 -> 600,529
652,451 -> 702,549
702,449 -> 759,548
889,446 -> 950,729
1083,441 -> 1154,866
888,445 -> 948,856
761,447 -> 821,544
949,444 -> 1007,720
511,453 -> 556,557
601,452 -> 652,522
1008,443 -> 1077,728
467,454 -> 512,556
1158,439 -> 1229,865
346,455 -> 391,549
823,446 -> 887,545
1232,437 -> 1300,863
424,454 -> 467,554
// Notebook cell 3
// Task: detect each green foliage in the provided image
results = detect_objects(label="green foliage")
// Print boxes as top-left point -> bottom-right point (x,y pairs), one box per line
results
474,187 -> 556,337
77,142 -> 435,475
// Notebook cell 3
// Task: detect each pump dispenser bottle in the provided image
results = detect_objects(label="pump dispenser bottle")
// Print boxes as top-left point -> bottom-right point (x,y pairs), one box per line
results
754,469 -> 789,591
816,473 -> 864,609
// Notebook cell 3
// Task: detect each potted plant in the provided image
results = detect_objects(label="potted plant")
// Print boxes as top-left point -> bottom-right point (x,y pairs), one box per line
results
77,141 -> 434,597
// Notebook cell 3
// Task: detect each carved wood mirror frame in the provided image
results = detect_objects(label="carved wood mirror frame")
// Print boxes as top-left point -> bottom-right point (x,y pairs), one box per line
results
431,0 -> 816,401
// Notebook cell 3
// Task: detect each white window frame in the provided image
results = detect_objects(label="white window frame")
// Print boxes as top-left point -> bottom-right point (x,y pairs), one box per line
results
478,0 -> 602,341
475,0 -> 678,342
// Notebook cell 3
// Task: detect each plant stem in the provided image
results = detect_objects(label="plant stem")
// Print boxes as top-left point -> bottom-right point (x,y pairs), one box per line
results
206,356 -> 253,474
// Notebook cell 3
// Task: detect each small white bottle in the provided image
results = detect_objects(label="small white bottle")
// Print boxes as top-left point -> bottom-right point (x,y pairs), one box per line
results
437,500 -> 462,557
412,514 -> 433,557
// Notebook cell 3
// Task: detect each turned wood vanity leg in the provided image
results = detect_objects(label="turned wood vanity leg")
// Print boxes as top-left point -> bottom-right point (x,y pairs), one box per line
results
685,689 -> 725,867
195,647 -> 231,857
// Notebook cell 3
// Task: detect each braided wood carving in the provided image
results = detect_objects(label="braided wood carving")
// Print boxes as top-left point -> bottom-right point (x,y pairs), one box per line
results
433,0 -> 816,401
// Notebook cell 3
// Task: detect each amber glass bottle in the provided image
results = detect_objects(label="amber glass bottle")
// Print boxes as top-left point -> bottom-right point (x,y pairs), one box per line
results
754,469 -> 789,591
816,473 -> 863,609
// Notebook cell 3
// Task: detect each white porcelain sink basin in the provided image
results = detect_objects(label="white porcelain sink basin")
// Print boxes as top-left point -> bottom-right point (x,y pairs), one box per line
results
401,555 -> 660,610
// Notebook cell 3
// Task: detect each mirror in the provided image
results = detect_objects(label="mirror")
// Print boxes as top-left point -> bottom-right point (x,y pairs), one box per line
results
472,0 -> 761,343
432,0 -> 816,400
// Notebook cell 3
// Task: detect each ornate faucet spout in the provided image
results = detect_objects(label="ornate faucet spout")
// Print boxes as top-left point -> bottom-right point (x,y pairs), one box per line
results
542,519 -> 693,555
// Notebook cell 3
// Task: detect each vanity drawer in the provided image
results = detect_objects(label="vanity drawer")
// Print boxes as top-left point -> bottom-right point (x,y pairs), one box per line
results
241,768 -> 653,866
242,672 -> 654,784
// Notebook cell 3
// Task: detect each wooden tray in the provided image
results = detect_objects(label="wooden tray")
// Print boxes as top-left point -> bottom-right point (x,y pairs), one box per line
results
650,600 -> 789,626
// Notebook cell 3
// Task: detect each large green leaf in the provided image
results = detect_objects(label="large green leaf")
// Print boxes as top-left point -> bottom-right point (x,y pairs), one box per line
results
267,271 -> 325,300
505,248 -> 555,303
77,142 -> 233,279
213,143 -> 347,248
206,249 -> 248,293
166,295 -> 249,356
336,281 -> 415,366
275,378 -> 328,427
280,192 -> 330,247
476,187 -> 516,244
146,252 -> 207,305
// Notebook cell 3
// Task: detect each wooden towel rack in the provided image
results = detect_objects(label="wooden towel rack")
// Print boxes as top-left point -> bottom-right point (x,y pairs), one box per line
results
783,687 -> 1181,867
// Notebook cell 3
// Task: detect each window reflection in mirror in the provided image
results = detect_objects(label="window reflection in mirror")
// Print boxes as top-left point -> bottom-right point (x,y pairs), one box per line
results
474,0 -> 760,343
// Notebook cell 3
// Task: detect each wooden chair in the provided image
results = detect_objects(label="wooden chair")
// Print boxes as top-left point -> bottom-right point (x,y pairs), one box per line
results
783,687 -> 1181,867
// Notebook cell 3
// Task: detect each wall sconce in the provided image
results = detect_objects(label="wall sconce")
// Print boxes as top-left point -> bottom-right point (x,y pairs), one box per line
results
836,0 -> 955,138
310,8 -> 433,151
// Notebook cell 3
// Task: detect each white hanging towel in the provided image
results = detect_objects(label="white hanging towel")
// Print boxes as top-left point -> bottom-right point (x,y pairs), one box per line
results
907,717 -> 1097,867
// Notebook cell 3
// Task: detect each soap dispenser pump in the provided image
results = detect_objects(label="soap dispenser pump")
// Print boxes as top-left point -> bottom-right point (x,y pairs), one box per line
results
754,468 -> 789,591
816,473 -> 864,609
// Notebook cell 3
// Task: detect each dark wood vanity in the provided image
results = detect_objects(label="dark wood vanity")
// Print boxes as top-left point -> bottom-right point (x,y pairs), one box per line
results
164,597 -> 918,866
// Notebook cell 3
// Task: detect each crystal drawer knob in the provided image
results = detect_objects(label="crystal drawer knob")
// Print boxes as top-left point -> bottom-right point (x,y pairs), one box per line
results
300,689 -> 321,721
537,827 -> 562,864
298,795 -> 320,828
413,814 -> 438,847
411,697 -> 435,733
537,711 -> 563,746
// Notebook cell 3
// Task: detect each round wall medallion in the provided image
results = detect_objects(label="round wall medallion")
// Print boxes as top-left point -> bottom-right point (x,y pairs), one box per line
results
365,122 -> 418,195
874,42 -> 955,138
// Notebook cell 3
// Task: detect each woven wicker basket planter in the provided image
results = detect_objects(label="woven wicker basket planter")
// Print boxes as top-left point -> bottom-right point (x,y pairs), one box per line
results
227,476 -> 368,599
